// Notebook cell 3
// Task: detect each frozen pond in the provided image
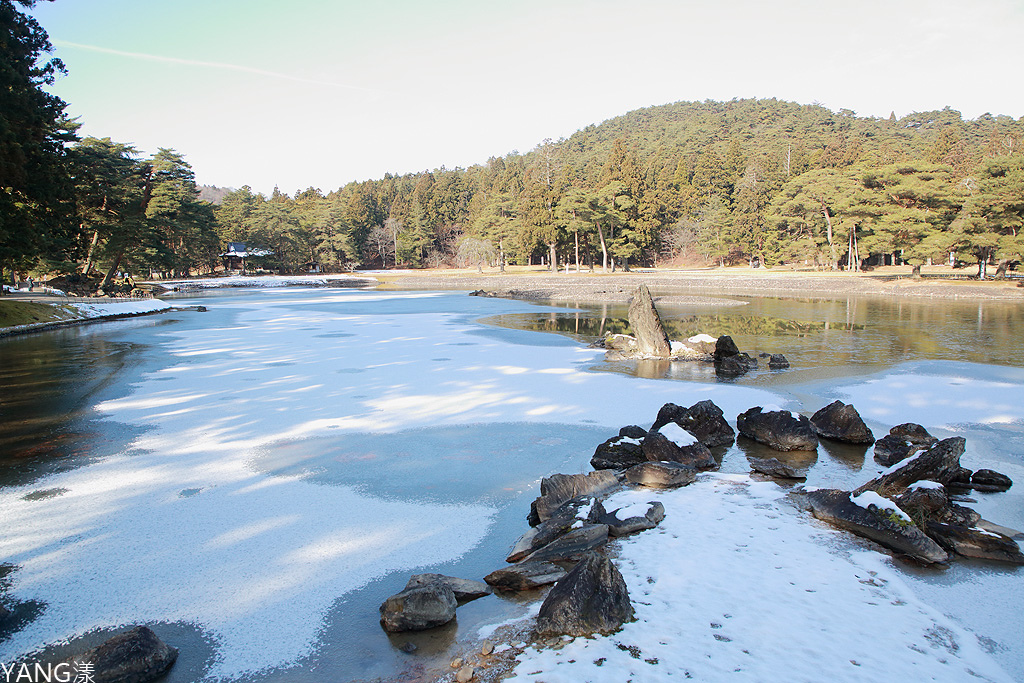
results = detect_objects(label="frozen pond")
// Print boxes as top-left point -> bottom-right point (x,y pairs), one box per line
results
0,286 -> 1021,681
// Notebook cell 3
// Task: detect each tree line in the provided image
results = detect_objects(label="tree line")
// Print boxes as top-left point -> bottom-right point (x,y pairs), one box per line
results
3,0 -> 1023,290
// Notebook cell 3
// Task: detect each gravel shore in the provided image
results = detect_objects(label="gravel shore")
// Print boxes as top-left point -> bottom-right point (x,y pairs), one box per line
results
375,268 -> 1024,305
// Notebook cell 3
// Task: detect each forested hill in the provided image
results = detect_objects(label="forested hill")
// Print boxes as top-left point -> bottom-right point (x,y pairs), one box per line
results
209,98 -> 1021,276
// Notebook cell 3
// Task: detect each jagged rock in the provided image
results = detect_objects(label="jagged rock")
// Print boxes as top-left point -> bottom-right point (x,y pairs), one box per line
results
404,574 -> 492,602
380,583 -> 457,632
651,400 -> 735,448
806,489 -> 949,564
591,428 -> 647,470
535,552 -> 634,637
627,285 -> 671,357
713,335 -> 740,361
508,497 -> 606,562
529,471 -> 620,525
873,434 -> 925,467
767,353 -> 790,369
736,407 -> 819,452
890,423 -> 938,445
641,426 -> 717,469
809,401 -> 875,445
970,469 -> 1013,492
0,604 -> 10,622
66,626 -> 178,683
925,522 -> 1024,564
623,461 -> 698,488
599,501 -> 665,536
749,457 -> 806,480
854,437 -> 966,496
948,466 -> 975,490
522,524 -> 610,563
484,561 -> 567,591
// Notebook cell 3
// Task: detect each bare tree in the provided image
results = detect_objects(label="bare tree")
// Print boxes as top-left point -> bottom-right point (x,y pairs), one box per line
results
457,237 -> 496,273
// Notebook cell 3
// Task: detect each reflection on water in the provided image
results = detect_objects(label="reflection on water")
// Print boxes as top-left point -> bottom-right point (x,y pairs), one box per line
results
484,296 -> 1024,384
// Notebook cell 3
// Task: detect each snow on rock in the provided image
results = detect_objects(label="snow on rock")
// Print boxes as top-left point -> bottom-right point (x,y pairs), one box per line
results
851,490 -> 913,522
658,422 -> 698,447
687,334 -> 717,344
510,476 -> 1012,682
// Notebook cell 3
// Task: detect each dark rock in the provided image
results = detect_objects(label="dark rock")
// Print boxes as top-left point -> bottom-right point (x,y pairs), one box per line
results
627,285 -> 671,358
67,626 -> 178,683
925,522 -> 1024,564
893,484 -> 948,521
599,501 -> 666,536
619,425 -> 648,440
641,429 -> 716,469
715,353 -> 758,378
806,489 -> 949,564
535,552 -> 634,637
748,457 -> 805,480
0,604 -> 10,622
484,561 -> 567,591
380,583 -> 457,632
522,524 -> 610,563
873,434 -> 923,467
399,642 -> 418,654
508,497 -> 606,562
948,466 -> 975,490
970,469 -> 1013,493
623,461 -> 698,488
530,471 -> 620,525
809,401 -> 875,445
937,503 -> 981,527
195,305 -> 207,312
890,423 -> 938,445
713,335 -> 740,361
591,433 -> 646,470
854,437 -> 966,496
736,407 -> 819,452
651,400 -> 734,448
767,353 -> 790,369
404,574 -> 492,602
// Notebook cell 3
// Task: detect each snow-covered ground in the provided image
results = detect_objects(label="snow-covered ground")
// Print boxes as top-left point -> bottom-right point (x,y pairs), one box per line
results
65,299 -> 175,318
154,274 -> 376,289
0,287 -> 1020,682
510,477 -> 1014,683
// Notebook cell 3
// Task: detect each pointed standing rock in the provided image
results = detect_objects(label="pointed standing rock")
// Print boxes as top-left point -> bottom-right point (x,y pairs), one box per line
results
809,400 -> 875,444
627,285 -> 671,358
535,552 -> 634,637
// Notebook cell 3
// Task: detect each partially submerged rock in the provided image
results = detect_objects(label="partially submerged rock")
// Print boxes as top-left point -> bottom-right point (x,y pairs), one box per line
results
380,583 -> 457,632
925,522 -> 1024,564
623,461 -> 698,488
809,401 -> 874,445
522,524 -> 610,563
591,427 -> 647,470
535,552 -> 634,637
736,407 -> 819,452
650,400 -> 735,448
67,626 -> 178,683
599,501 -> 666,536
873,423 -> 936,466
806,489 -> 949,564
641,426 -> 717,469
970,469 -> 1013,493
485,561 -> 567,591
855,437 -> 966,495
627,284 -> 671,358
508,496 -> 605,562
404,573 -> 492,602
530,471 -> 620,525
749,456 -> 806,480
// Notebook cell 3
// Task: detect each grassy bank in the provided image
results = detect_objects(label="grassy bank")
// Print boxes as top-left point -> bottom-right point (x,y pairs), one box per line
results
0,300 -> 75,328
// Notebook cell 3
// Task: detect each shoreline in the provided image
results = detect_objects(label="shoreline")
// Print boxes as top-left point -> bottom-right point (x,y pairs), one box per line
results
370,267 -> 1024,304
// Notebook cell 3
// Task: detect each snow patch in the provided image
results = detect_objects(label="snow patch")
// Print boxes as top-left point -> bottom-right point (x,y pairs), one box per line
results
658,422 -> 697,447
852,490 -> 913,522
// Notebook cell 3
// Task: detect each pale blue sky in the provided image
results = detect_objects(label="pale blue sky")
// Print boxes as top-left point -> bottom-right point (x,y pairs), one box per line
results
30,0 -> 1024,194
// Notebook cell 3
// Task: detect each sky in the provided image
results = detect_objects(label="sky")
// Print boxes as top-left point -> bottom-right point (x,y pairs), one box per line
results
29,0 -> 1024,195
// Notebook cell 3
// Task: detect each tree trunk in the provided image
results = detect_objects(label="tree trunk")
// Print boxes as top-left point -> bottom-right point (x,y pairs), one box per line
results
596,222 -> 608,273
574,229 -> 580,273
549,242 -> 557,273
499,237 -> 505,273
100,246 -> 126,293
82,227 -> 100,274
822,206 -> 837,270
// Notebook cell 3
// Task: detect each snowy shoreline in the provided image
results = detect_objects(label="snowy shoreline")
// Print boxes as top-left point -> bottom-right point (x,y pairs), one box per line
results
0,299 -> 181,339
